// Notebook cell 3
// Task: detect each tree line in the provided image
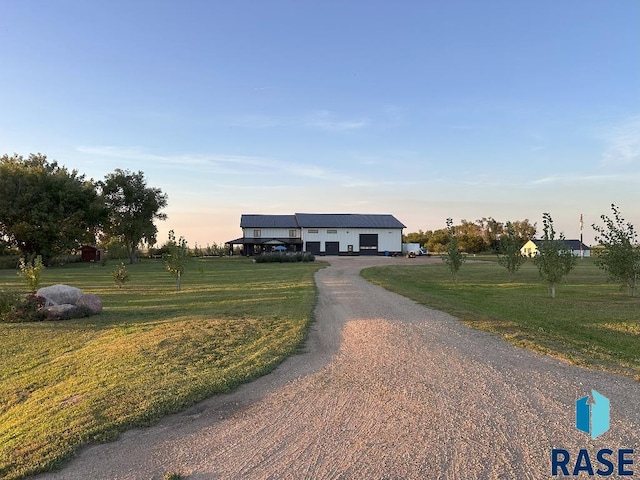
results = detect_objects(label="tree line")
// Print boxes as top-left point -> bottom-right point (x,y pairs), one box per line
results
404,217 -> 537,254
0,153 -> 167,265
436,206 -> 640,298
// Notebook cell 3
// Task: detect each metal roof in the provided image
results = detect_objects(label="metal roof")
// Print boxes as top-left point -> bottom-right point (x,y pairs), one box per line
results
239,213 -> 406,230
240,214 -> 298,229
294,213 -> 406,229
531,239 -> 590,250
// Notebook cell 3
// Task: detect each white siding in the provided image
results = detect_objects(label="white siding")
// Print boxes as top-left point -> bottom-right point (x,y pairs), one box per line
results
303,228 -> 402,253
243,227 -> 301,238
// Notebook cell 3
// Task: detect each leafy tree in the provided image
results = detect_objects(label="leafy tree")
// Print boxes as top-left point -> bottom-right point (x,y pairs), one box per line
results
101,169 -> 168,264
533,213 -> 576,298
163,230 -> 188,291
443,218 -> 465,281
592,204 -> 640,297
456,220 -> 487,253
403,230 -> 429,247
510,219 -> 537,245
0,153 -> 106,263
497,221 -> 526,279
476,217 -> 503,252
425,229 -> 450,253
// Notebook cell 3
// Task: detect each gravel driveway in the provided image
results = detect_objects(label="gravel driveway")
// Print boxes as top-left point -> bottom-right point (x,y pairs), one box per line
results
36,257 -> 640,479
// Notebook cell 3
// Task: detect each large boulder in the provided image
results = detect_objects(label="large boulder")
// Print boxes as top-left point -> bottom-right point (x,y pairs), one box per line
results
36,284 -> 83,307
76,293 -> 103,315
34,285 -> 103,321
44,304 -> 83,321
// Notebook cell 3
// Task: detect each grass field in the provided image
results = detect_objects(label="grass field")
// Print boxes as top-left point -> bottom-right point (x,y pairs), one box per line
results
0,257 -> 323,480
362,257 -> 640,380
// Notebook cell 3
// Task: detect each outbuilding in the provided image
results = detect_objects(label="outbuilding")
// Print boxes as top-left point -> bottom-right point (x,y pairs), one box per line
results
80,245 -> 105,262
226,213 -> 406,256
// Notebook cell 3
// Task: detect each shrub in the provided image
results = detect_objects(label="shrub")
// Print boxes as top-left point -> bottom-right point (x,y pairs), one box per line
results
17,256 -> 45,292
112,263 -> 130,288
0,291 -> 46,323
13,294 -> 46,322
0,290 -> 19,322
0,255 -> 19,270
254,253 -> 315,263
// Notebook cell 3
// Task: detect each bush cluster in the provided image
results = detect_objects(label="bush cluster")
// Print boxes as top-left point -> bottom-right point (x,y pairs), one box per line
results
0,255 -> 19,270
0,291 -> 46,323
255,252 -> 315,263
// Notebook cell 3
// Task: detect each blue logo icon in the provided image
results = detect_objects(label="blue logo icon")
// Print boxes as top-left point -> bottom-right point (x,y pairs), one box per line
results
576,389 -> 610,439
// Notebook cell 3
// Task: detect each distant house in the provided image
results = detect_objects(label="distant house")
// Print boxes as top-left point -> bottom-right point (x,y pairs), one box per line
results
520,239 -> 590,258
80,245 -> 105,262
226,213 -> 406,256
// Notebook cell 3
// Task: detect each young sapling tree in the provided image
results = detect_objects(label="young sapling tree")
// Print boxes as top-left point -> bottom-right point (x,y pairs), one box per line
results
497,221 -> 527,279
443,218 -> 465,281
533,213 -> 576,298
592,204 -> 640,297
164,230 -> 188,291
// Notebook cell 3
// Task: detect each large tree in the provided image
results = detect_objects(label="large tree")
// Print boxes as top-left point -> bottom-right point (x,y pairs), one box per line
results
592,204 -> 640,297
101,169 -> 168,264
533,213 -> 576,298
0,153 -> 106,263
456,219 -> 487,254
510,219 -> 537,245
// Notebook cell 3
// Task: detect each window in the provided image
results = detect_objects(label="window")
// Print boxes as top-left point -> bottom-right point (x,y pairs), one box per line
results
253,229 -> 261,238
308,229 -> 318,234
327,229 -> 337,234
289,230 -> 298,238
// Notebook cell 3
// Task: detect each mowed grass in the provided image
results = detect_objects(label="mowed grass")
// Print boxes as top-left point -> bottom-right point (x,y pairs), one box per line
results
361,257 -> 640,380
0,257 -> 324,480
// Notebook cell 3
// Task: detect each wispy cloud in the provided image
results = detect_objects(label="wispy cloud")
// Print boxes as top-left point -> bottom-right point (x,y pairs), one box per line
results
76,145 -> 339,181
220,110 -> 369,132
529,172 -> 640,186
304,110 -> 369,132
601,116 -> 640,166
226,114 -> 286,129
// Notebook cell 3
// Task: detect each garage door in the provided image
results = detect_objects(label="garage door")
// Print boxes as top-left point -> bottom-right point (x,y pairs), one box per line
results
325,241 -> 340,255
305,241 -> 321,255
359,234 -> 378,255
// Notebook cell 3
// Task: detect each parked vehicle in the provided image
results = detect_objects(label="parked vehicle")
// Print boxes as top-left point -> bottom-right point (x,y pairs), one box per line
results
402,243 -> 422,257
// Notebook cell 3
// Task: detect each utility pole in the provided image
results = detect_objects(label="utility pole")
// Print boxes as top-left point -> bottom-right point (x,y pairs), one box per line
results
580,213 -> 584,259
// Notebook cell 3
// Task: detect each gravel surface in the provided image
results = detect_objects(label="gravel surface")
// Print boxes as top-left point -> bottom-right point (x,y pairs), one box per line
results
35,257 -> 640,480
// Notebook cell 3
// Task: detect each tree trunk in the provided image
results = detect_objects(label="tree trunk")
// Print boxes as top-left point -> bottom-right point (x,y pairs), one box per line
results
176,271 -> 181,291
550,283 -> 556,299
127,241 -> 137,265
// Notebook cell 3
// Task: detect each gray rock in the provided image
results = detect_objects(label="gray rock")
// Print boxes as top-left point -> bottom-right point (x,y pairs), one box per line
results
44,304 -> 83,321
76,293 -> 103,315
36,284 -> 83,307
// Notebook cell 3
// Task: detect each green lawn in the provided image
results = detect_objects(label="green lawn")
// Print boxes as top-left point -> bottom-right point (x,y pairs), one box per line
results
0,257 -> 323,480
362,257 -> 640,380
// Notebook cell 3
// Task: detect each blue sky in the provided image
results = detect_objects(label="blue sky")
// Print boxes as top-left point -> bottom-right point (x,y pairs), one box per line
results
1,1 -> 639,246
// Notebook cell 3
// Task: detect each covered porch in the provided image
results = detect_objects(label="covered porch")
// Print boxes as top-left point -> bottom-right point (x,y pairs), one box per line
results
225,237 -> 304,256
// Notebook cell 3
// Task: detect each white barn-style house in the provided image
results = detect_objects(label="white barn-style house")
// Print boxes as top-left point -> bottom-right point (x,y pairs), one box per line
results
227,213 -> 406,256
